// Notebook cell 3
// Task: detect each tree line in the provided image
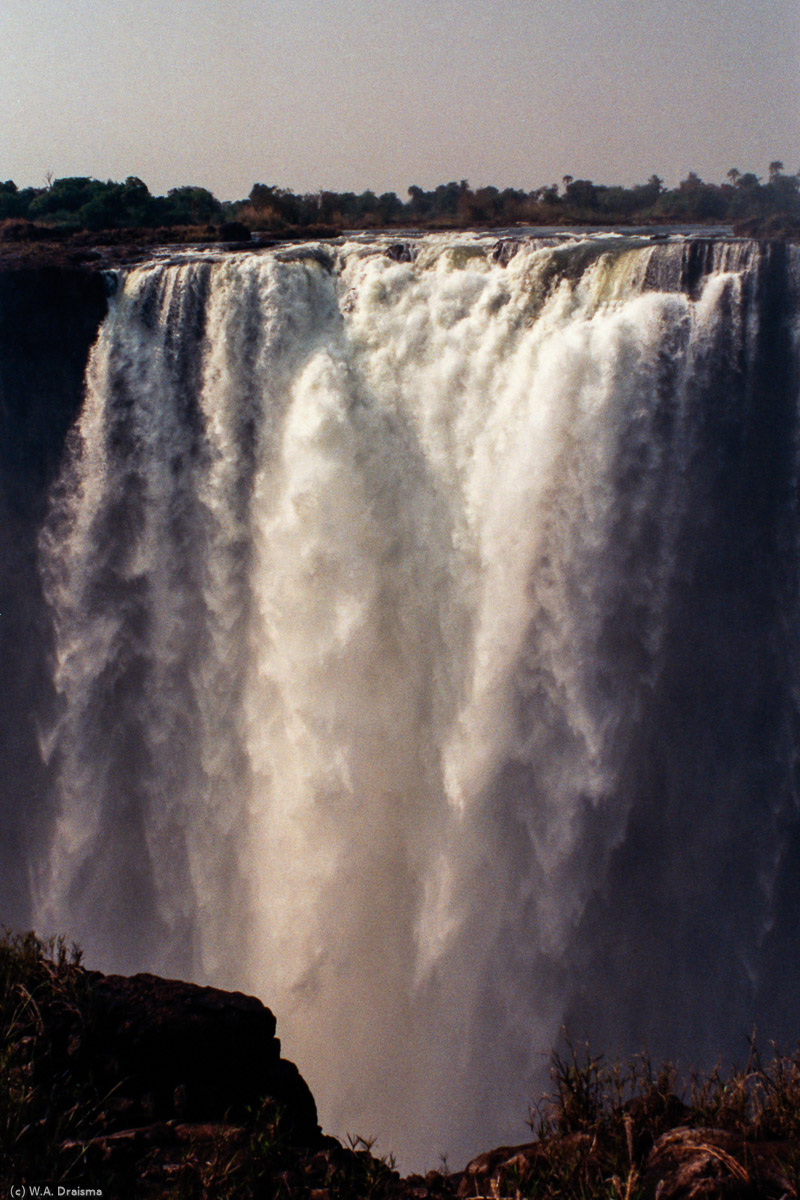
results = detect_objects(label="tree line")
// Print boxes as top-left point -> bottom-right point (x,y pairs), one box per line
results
1,163 -> 798,235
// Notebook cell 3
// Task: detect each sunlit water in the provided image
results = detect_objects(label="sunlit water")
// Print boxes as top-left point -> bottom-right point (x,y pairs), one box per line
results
32,233 -> 800,1168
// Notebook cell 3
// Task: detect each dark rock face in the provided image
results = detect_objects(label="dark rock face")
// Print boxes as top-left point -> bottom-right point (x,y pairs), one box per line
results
0,267 -> 107,489
0,267 -> 107,929
82,971 -> 320,1142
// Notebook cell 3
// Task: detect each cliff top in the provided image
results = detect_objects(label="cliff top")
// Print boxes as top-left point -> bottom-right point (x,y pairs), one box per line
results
0,223 -> 338,272
1,217 -> 798,274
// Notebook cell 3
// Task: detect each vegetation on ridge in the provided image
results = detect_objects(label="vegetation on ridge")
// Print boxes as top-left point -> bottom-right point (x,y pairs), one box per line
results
4,930 -> 800,1197
1,161 -> 799,243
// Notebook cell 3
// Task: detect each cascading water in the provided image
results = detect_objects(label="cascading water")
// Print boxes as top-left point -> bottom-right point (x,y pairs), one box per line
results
17,233 -> 800,1167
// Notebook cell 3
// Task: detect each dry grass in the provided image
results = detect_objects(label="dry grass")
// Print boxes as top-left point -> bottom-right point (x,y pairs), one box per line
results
4,934 -> 800,1198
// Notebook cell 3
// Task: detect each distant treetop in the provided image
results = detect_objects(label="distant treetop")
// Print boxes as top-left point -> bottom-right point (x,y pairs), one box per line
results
0,163 -> 797,234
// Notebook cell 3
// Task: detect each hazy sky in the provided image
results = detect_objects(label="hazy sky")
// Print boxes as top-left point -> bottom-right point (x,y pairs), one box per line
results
2,0 -> 798,200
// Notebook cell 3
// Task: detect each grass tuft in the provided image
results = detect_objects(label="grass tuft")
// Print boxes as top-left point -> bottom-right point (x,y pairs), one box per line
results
5,933 -> 800,1198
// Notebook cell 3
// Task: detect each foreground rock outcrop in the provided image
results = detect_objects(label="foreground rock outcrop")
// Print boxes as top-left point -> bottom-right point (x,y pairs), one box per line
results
4,932 -> 800,1198
0,934 -> 321,1192
79,971 -> 320,1139
0,934 -> 456,1198
458,1126 -> 800,1199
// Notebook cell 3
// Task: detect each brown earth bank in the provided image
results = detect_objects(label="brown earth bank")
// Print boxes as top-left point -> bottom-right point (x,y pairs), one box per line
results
0,223 -> 342,270
4,935 -> 800,1199
2,217 -> 798,271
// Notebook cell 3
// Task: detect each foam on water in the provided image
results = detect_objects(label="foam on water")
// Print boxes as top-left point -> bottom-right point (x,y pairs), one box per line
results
34,235 -> 800,1168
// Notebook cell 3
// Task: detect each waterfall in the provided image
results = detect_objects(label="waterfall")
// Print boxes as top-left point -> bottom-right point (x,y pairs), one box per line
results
26,233 -> 800,1167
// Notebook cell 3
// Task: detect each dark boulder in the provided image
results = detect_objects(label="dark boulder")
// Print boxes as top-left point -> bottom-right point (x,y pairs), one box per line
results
384,241 -> 414,262
218,220 -> 252,242
80,971 -> 320,1143
639,1127 -> 796,1199
491,238 -> 522,265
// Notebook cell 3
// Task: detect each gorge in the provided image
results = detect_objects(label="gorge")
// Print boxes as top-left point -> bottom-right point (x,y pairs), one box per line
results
1,232 -> 799,1171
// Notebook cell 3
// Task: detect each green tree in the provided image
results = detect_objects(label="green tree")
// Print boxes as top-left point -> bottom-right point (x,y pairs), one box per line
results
407,185 -> 431,217
0,179 -> 26,219
29,177 -> 101,217
376,192 -> 403,222
564,178 -> 598,209
165,185 -> 221,224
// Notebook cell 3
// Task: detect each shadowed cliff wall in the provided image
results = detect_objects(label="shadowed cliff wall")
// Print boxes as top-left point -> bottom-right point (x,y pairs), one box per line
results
0,267 -> 107,925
